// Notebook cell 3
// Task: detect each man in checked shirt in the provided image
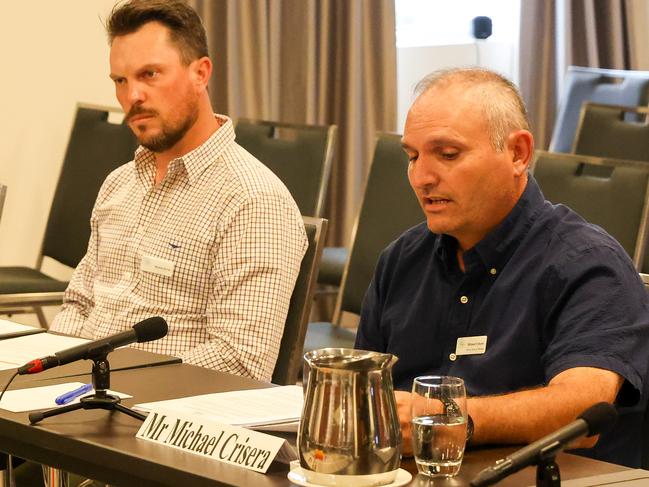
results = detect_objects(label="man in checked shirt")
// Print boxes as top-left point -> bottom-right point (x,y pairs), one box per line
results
50,0 -> 307,382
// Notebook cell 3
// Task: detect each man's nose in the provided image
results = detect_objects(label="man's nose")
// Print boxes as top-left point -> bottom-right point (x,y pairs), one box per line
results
127,82 -> 146,105
409,158 -> 440,189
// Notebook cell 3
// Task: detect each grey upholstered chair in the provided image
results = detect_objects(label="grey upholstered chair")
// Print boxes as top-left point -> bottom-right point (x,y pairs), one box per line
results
272,216 -> 327,385
640,273 -> 649,289
234,119 -> 336,218
317,132 -> 424,289
532,151 -> 649,272
550,66 -> 649,153
0,104 -> 138,328
304,133 -> 424,352
572,103 -> 649,162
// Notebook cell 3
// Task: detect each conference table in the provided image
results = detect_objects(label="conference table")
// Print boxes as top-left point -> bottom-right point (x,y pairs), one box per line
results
0,358 -> 639,487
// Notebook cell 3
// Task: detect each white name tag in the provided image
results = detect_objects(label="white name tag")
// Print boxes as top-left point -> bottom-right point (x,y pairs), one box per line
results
455,335 -> 488,356
136,410 -> 294,473
141,255 -> 175,277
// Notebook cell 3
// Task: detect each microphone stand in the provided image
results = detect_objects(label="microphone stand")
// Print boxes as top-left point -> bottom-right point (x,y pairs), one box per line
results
536,457 -> 561,487
28,352 -> 146,425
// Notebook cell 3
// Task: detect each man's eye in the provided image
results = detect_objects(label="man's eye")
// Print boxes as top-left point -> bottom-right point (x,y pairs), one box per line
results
441,151 -> 459,160
113,78 -> 126,85
144,70 -> 158,79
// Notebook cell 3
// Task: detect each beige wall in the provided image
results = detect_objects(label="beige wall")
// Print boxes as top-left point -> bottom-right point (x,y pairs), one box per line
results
0,1 -> 118,272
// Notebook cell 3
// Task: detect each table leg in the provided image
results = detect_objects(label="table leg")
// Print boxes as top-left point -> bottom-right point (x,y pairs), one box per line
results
0,453 -> 15,487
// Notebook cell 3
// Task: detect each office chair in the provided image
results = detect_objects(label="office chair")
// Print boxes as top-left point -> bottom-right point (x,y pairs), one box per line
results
317,132 -> 424,289
572,103 -> 649,162
640,273 -> 649,288
272,217 -> 327,385
234,119 -> 336,218
304,133 -> 424,352
0,104 -> 138,328
550,66 -> 649,153
532,151 -> 649,272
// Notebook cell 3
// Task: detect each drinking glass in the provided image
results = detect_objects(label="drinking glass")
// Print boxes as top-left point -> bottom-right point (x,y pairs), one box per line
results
410,376 -> 467,477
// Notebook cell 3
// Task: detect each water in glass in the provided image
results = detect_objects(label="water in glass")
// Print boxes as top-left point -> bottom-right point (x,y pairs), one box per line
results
412,413 -> 467,477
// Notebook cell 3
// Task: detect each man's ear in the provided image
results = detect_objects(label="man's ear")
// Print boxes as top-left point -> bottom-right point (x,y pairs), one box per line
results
190,56 -> 212,91
508,130 -> 534,176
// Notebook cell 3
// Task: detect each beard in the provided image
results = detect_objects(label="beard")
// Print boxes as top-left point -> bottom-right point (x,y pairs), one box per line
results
127,98 -> 199,153
138,115 -> 195,153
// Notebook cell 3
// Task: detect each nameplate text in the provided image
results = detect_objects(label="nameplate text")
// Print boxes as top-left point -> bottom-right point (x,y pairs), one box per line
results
136,410 -> 288,473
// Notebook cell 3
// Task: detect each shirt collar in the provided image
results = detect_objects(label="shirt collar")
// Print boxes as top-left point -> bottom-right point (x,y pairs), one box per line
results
470,175 -> 545,272
434,233 -> 460,273
434,175 -> 546,273
133,114 -> 235,186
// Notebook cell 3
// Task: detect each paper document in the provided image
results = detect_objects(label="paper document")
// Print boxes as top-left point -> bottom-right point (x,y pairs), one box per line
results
0,382 -> 131,412
135,385 -> 303,428
0,333 -> 89,371
0,319 -> 44,339
252,420 -> 300,433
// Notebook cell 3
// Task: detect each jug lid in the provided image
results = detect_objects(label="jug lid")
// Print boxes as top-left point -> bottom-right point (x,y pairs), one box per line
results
304,348 -> 397,371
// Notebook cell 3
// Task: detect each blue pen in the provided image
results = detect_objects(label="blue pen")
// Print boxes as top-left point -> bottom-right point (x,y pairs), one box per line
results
55,383 -> 93,405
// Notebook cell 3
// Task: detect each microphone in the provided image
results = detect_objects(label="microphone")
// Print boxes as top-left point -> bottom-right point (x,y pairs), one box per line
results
470,402 -> 618,487
17,317 -> 168,375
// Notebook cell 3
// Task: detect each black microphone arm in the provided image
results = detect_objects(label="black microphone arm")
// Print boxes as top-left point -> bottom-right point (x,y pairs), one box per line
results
470,402 -> 618,487
17,316 -> 168,375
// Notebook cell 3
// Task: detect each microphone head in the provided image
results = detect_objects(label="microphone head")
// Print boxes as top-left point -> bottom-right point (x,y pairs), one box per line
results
578,402 -> 618,437
133,317 -> 168,343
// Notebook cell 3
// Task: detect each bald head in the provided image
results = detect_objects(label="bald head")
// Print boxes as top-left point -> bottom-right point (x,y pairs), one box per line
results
413,68 -> 530,151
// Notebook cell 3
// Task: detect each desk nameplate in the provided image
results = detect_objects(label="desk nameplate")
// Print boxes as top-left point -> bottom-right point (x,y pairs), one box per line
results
137,409 -> 296,473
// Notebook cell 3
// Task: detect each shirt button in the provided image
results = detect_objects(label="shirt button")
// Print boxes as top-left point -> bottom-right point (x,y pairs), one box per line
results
460,295 -> 469,304
490,268 -> 497,275
449,353 -> 457,361
124,271 -> 132,279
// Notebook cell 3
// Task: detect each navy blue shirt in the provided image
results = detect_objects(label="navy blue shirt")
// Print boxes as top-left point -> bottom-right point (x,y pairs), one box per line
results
356,176 -> 649,467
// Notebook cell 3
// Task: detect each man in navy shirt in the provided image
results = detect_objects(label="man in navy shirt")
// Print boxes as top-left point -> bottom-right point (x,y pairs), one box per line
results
355,67 -> 649,467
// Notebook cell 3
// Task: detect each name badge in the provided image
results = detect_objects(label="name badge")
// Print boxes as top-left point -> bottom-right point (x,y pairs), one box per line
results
455,335 -> 488,356
141,255 -> 175,277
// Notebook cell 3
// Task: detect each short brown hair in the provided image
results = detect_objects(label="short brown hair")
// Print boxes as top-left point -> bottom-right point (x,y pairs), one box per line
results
107,0 -> 208,64
414,67 -> 530,151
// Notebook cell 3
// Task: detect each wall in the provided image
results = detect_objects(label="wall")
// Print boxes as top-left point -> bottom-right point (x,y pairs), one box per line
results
396,41 -> 518,132
0,1 -> 118,270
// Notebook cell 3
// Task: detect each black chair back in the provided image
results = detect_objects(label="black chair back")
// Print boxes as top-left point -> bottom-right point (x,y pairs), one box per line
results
533,151 -> 649,271
272,217 -> 327,385
573,103 -> 649,162
336,133 -> 424,319
42,105 -> 138,268
550,66 -> 649,153
234,120 -> 336,217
